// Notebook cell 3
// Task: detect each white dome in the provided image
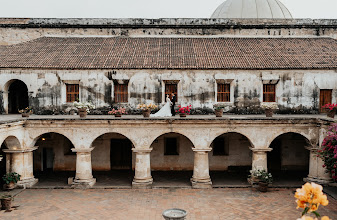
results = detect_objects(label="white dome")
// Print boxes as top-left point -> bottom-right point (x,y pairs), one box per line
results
211,0 -> 293,19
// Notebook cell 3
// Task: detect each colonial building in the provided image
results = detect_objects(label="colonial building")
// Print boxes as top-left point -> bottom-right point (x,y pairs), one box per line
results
0,0 -> 336,188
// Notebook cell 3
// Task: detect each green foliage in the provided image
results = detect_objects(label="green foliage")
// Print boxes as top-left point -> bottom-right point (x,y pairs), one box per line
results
2,172 -> 21,184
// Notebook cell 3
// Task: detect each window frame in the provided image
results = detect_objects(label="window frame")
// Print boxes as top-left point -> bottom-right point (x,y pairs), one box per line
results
114,82 -> 128,103
165,83 -> 178,102
263,84 -> 276,103
66,84 -> 79,103
217,83 -> 231,102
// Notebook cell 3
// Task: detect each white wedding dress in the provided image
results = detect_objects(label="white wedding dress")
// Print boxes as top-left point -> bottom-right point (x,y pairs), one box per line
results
150,97 -> 172,117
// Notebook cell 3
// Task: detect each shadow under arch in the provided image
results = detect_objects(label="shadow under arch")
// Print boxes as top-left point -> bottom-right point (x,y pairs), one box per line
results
5,79 -> 29,114
1,136 -> 22,150
267,132 -> 310,184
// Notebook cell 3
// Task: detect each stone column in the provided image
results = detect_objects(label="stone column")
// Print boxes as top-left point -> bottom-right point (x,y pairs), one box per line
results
3,147 -> 38,188
191,148 -> 212,189
132,148 -> 153,189
250,148 -> 272,171
304,147 -> 333,184
71,147 -> 96,188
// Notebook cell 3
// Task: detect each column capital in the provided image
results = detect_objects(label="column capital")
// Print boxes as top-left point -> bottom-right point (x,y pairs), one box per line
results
132,148 -> 152,153
3,147 -> 38,153
71,147 -> 94,153
250,147 -> 272,153
192,148 -> 212,152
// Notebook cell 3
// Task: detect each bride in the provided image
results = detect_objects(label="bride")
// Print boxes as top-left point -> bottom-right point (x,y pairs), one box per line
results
150,94 -> 172,117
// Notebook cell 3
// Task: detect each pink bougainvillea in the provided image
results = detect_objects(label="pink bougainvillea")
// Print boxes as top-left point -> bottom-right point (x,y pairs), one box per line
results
176,105 -> 192,114
322,103 -> 337,112
318,124 -> 337,182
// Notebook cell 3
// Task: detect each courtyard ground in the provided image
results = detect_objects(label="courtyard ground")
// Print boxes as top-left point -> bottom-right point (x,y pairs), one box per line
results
1,188 -> 337,220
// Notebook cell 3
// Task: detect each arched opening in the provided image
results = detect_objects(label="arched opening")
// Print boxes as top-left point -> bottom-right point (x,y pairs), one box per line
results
209,132 -> 252,187
8,80 -> 29,114
150,132 -> 194,187
91,133 -> 133,187
268,132 -> 310,185
0,141 -> 8,176
33,133 -> 75,187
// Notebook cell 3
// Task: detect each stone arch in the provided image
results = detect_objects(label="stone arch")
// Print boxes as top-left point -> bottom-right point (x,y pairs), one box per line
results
267,132 -> 310,174
30,131 -> 75,149
208,131 -> 254,149
266,130 -> 312,149
4,79 -> 29,114
90,132 -> 136,149
209,132 -> 253,172
150,132 -> 195,171
1,136 -> 21,150
32,132 -> 76,172
91,132 -> 135,171
148,131 -> 195,150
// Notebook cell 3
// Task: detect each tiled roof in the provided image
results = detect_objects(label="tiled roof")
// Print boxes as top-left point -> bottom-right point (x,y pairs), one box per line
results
0,37 -> 336,70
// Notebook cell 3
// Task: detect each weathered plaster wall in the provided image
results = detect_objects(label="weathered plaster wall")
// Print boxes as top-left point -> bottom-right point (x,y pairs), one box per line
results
0,18 -> 336,45
1,69 -> 337,114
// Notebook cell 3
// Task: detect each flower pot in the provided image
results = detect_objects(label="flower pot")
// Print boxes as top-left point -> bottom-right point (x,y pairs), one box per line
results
179,113 -> 187,118
215,109 -> 223,117
327,111 -> 336,118
21,113 -> 30,117
79,108 -> 87,118
3,182 -> 15,190
1,197 -> 12,211
257,182 -> 269,192
265,109 -> 273,117
142,109 -> 150,118
115,114 -> 122,118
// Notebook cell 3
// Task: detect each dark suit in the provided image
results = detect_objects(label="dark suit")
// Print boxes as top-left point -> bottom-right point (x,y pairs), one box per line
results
171,95 -> 176,116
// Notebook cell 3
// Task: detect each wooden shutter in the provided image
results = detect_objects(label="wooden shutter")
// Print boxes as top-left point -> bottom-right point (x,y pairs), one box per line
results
165,84 -> 178,102
66,84 -> 79,102
263,84 -> 276,102
320,89 -> 332,113
217,84 -> 230,102
114,83 -> 128,103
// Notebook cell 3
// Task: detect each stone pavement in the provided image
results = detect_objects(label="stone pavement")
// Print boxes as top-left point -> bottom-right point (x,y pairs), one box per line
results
1,188 -> 337,220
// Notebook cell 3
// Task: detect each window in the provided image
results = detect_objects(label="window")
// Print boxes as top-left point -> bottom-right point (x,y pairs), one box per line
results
320,89 -> 332,113
217,83 -> 230,102
66,84 -> 79,102
165,83 -> 178,101
114,83 -> 128,103
164,138 -> 178,155
213,136 -> 229,156
263,84 -> 276,102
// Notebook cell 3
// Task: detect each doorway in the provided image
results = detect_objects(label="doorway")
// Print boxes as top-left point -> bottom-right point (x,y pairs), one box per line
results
268,139 -> 282,171
110,139 -> 132,170
8,80 -> 29,113
42,148 -> 54,172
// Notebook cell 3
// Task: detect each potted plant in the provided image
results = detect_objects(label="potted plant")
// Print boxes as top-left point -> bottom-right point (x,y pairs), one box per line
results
0,194 -> 13,211
18,107 -> 32,117
260,103 -> 278,117
73,101 -> 95,118
108,107 -> 127,117
322,103 -> 337,118
213,104 -> 225,117
176,105 -> 192,118
2,172 -> 21,190
137,103 -> 158,118
249,169 -> 273,192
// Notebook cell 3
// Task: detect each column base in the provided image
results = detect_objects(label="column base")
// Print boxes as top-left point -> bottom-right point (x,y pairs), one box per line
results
132,177 -> 153,189
191,177 -> 212,189
304,177 -> 333,185
71,178 -> 96,188
17,178 -> 38,188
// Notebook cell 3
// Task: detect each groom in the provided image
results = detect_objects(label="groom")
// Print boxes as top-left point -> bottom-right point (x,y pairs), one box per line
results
171,92 -> 176,116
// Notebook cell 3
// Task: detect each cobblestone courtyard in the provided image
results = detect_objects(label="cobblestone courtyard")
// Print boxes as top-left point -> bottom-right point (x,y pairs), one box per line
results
1,188 -> 337,220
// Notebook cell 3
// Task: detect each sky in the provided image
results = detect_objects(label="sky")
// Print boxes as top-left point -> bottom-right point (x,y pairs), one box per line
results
0,0 -> 336,19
